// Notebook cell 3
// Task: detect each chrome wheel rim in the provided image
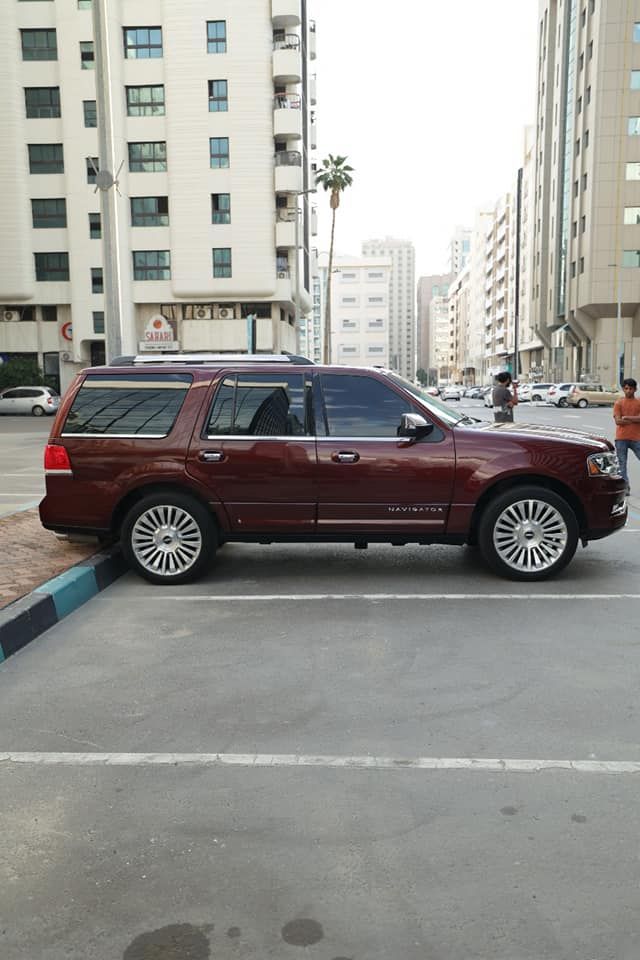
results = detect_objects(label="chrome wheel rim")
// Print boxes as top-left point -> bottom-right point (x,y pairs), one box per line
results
131,505 -> 202,577
493,499 -> 568,573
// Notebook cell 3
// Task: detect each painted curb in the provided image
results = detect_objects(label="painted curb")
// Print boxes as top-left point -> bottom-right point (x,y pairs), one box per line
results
0,547 -> 126,663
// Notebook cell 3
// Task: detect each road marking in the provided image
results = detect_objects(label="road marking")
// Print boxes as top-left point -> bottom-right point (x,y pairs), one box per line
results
131,593 -> 640,601
2,752 -> 640,775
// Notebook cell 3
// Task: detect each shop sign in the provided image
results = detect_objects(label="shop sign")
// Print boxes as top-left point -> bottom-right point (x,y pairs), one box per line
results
139,315 -> 179,351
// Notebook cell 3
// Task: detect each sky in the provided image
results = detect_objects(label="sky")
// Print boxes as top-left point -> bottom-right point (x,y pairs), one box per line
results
313,0 -> 539,278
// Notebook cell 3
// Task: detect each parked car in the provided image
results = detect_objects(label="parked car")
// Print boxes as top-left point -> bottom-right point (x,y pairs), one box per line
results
484,386 -> 495,407
425,386 -> 440,396
40,353 -> 626,584
441,385 -> 463,401
0,385 -> 60,416
466,386 -> 485,399
567,383 -> 623,408
548,383 -> 579,407
518,383 -> 555,403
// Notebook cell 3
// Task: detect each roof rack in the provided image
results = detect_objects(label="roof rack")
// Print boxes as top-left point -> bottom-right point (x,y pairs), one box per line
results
110,353 -> 314,366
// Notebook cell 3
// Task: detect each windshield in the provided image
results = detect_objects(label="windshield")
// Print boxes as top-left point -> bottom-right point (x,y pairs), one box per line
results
385,372 -> 465,427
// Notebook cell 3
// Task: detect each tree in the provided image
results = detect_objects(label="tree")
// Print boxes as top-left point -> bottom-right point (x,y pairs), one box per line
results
315,154 -> 354,364
416,368 -> 429,386
0,357 -> 45,390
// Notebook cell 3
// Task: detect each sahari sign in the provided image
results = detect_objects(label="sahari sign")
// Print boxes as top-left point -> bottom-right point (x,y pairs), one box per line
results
139,315 -> 179,352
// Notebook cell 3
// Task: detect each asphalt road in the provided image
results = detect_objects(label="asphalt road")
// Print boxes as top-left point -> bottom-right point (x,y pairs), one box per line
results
1,402 -> 640,959
0,415 -> 52,517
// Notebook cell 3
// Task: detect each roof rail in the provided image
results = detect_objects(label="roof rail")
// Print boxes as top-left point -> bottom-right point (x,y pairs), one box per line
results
110,353 -> 314,366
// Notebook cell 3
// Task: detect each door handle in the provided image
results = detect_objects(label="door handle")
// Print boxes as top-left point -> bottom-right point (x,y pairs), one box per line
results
331,451 -> 360,464
200,450 -> 225,463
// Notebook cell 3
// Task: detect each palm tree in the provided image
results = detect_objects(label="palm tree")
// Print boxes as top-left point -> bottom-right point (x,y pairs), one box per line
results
316,154 -> 354,364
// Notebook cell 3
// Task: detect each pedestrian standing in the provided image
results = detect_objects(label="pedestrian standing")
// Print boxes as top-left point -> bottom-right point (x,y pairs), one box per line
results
492,371 -> 518,424
613,378 -> 640,496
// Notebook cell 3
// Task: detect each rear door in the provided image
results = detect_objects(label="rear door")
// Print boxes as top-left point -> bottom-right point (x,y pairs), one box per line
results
0,389 -> 19,414
314,371 -> 455,534
186,368 -> 317,533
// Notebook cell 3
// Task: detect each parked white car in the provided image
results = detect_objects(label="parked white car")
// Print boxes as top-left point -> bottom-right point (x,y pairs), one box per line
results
441,385 -> 463,401
547,382 -> 579,407
518,382 -> 555,403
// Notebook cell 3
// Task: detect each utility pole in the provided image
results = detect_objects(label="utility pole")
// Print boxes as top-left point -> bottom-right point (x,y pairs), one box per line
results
513,167 -> 522,381
92,0 -> 123,362
293,188 -> 316,354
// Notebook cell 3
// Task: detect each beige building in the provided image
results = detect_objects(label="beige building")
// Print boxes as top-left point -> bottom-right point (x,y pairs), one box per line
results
0,0 -> 317,390
533,0 -> 640,384
416,273 -> 452,378
329,254 -> 391,366
361,237 -> 416,380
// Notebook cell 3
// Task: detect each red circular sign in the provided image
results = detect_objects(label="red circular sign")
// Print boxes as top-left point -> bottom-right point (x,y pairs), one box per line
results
61,321 -> 73,341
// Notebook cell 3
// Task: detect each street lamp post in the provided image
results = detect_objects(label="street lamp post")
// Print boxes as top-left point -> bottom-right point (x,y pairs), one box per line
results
292,188 -> 317,354
608,262 -> 624,386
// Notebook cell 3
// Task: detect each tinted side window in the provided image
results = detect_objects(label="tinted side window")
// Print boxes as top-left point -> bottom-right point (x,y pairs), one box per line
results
319,373 -> 412,437
63,373 -> 192,436
206,373 -> 307,436
1,389 -> 21,399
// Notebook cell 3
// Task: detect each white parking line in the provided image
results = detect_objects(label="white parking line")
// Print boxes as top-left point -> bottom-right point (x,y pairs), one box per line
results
3,752 -> 640,775
133,593 -> 640,601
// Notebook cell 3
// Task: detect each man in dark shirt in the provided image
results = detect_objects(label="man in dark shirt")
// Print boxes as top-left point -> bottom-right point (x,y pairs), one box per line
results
492,371 -> 518,423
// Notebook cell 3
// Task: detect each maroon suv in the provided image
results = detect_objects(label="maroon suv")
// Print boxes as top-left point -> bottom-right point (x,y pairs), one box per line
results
40,354 -> 627,584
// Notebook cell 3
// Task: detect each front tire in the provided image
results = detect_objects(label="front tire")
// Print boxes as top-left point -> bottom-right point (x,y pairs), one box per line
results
558,398 -> 568,408
477,486 -> 578,581
121,492 -> 217,584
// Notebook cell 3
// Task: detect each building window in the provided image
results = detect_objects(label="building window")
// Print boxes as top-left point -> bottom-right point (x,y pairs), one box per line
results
209,137 -> 230,168
128,141 -> 167,172
126,85 -> 165,117
92,311 -> 104,334
28,143 -> 64,174
211,193 -> 231,224
21,29 -> 57,61
34,252 -> 69,281
25,87 -> 60,118
80,41 -> 95,69
575,137 -> 581,155
91,267 -> 103,293
624,207 -> 640,224
571,261 -> 576,278
579,52 -> 584,71
208,80 -> 228,111
635,23 -> 640,42
133,250 -> 170,280
588,39 -> 593,59
368,296 -> 384,304
83,100 -> 97,127
89,213 -> 101,238
581,214 -> 586,232
626,162 -> 640,180
622,250 -> 640,267
572,220 -> 577,238
584,129 -> 589,147
579,257 -> 585,273
587,85 -> 591,103
31,198 -> 66,228
41,305 -> 57,322
582,172 -> 588,191
628,117 -> 640,136
87,157 -> 99,183
368,318 -> 384,328
632,71 -> 640,90
577,95 -> 582,114
574,179 -> 579,197
130,196 -> 169,226
78,0 -> 92,8
123,27 -> 163,59
207,20 -> 227,53
213,248 -> 232,278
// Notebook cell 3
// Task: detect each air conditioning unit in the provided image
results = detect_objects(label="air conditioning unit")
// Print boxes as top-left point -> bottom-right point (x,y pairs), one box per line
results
194,306 -> 213,320
216,305 -> 234,320
2,310 -> 19,322
60,351 -> 72,362
277,271 -> 288,279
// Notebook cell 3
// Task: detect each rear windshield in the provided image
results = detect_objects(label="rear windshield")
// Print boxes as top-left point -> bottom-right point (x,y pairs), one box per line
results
62,373 -> 192,436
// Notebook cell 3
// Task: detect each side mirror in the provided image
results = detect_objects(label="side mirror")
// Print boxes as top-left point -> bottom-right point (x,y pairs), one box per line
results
398,412 -> 434,444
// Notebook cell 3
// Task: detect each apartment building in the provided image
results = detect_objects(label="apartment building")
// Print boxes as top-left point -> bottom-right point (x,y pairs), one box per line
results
533,0 -> 640,384
416,274 -> 453,379
361,237 -> 416,380
447,225 -> 472,275
483,193 -> 513,380
1,0 -> 317,390
328,255 -> 391,367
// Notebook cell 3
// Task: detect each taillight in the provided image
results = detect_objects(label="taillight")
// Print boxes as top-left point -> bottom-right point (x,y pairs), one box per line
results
47,397 -> 54,405
44,444 -> 72,473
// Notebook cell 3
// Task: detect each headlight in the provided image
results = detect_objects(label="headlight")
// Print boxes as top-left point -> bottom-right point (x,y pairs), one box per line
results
587,451 -> 620,477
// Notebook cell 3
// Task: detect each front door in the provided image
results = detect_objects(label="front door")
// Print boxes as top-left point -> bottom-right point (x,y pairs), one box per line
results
314,372 -> 455,534
187,369 -> 317,533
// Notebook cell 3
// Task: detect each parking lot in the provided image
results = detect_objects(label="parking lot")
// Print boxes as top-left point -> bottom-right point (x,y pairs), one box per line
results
1,401 -> 640,959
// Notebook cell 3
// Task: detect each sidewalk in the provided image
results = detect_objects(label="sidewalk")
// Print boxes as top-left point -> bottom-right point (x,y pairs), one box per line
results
0,508 -> 98,609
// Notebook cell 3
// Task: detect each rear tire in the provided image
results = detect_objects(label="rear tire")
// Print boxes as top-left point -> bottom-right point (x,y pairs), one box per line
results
32,405 -> 45,417
478,486 -> 579,581
121,492 -> 217,585
558,398 -> 568,408
577,398 -> 588,408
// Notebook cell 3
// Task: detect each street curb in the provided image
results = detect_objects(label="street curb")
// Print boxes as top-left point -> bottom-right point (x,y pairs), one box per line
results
0,547 -> 126,663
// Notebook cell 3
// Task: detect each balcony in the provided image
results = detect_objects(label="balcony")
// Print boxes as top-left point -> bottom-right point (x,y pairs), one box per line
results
273,93 -> 302,140
276,208 -> 296,247
272,0 -> 301,27
309,73 -> 317,105
274,150 -> 303,192
495,327 -> 505,340
273,36 -> 302,82
310,206 -> 317,235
